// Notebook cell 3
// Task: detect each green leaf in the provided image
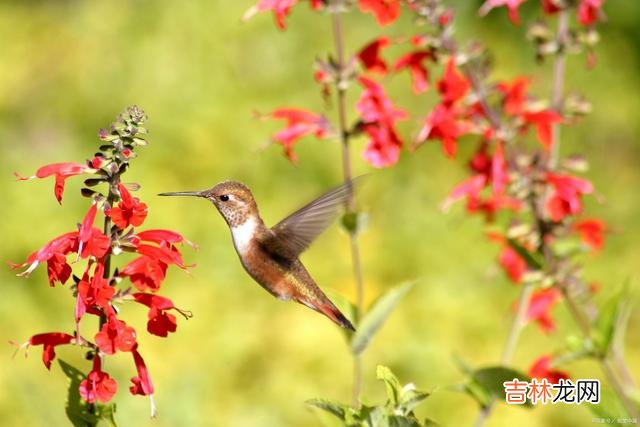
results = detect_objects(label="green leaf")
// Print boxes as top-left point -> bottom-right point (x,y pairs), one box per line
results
377,365 -> 403,406
594,286 -> 629,356
469,366 -> 532,408
399,386 -> 430,414
307,398 -> 348,421
506,239 -> 543,270
351,282 -> 415,355
59,360 -> 118,427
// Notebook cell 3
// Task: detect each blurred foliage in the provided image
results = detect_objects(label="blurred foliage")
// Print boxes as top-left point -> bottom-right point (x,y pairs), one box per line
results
1,1 -> 639,426
308,365 -> 434,427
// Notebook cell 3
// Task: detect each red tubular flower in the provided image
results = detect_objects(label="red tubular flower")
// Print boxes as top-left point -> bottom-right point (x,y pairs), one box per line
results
497,77 -> 530,116
120,256 -> 168,292
15,162 -> 94,204
522,110 -> 563,149
79,357 -> 118,404
417,104 -> 469,158
529,355 -> 570,382
357,77 -> 408,124
358,0 -> 401,26
132,293 -> 190,337
442,174 -> 487,211
361,124 -> 403,168
267,108 -> 331,162
77,263 -> 115,321
356,77 -> 408,168
78,203 -> 111,259
95,315 -> 137,355
578,0 -> 604,26
545,173 -> 593,221
46,253 -> 72,286
121,229 -> 190,291
393,50 -> 433,94
574,218 -> 607,251
499,246 -> 527,283
525,288 -> 562,333
479,0 -> 527,25
357,37 -> 390,75
27,332 -> 75,370
10,232 -> 79,281
541,0 -> 562,14
437,59 -> 470,106
255,0 -> 298,30
106,183 -> 148,229
130,347 -> 154,397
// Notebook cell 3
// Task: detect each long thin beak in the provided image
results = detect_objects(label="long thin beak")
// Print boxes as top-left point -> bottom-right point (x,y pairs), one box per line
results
158,190 -> 205,197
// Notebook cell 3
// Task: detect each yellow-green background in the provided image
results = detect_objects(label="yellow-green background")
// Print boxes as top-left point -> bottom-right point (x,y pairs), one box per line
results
1,1 -> 638,426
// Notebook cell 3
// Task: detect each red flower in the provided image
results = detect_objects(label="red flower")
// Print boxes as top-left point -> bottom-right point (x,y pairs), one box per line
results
133,293 -> 190,337
578,0 -> 604,26
522,110 -> 563,149
545,173 -> 593,221
356,77 -> 408,168
466,194 -> 521,222
394,50 -> 433,94
79,357 -> 118,404
255,0 -> 298,30
121,229 -> 191,291
15,162 -> 94,204
529,355 -> 570,382
479,0 -> 527,25
11,232 -> 78,281
541,0 -> 561,14
574,218 -> 607,251
130,347 -> 154,397
358,0 -> 401,26
417,104 -> 469,157
357,37 -> 390,75
121,256 -> 168,292
361,124 -> 403,168
525,288 -> 561,333
497,77 -> 530,116
95,315 -> 137,354
437,59 -> 470,106
499,246 -> 527,283
357,77 -> 408,124
442,174 -> 487,211
266,108 -> 331,162
106,183 -> 148,230
27,332 -> 75,370
77,263 -> 114,321
46,253 -> 72,286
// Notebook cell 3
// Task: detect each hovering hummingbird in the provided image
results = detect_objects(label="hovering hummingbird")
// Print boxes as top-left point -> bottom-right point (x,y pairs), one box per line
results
159,180 -> 357,331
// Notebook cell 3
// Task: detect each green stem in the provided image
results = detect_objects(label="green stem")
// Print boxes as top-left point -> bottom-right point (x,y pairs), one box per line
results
330,6 -> 365,406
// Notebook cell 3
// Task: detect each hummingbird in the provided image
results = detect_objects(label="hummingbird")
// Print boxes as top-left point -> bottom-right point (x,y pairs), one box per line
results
159,180 -> 357,331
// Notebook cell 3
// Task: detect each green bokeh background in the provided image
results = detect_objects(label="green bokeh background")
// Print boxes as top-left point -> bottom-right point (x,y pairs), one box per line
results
1,1 -> 638,426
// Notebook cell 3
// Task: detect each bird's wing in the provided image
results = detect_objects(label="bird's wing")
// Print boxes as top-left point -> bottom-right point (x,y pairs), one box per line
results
266,178 -> 362,257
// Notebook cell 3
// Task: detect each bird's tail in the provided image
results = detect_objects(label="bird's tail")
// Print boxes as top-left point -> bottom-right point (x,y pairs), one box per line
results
297,295 -> 356,331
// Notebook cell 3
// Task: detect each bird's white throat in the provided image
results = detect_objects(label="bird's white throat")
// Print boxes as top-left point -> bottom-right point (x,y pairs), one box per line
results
231,216 -> 258,254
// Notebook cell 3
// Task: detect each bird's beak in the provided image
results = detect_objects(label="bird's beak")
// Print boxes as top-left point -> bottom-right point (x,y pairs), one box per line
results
158,190 -> 206,198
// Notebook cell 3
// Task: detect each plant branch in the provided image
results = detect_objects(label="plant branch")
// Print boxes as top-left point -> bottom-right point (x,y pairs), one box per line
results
549,10 -> 568,168
331,6 -> 365,406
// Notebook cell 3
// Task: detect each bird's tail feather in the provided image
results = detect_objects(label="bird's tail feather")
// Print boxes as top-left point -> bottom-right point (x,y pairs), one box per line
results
297,296 -> 355,331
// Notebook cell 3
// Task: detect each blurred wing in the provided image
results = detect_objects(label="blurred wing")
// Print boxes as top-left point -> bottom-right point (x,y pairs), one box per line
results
270,178 -> 361,256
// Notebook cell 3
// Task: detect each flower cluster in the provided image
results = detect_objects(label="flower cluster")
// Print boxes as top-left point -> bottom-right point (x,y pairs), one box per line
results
12,107 -> 192,416
244,0 -> 624,419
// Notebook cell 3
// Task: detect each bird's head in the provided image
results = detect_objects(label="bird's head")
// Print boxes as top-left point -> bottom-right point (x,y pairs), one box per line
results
159,180 -> 258,227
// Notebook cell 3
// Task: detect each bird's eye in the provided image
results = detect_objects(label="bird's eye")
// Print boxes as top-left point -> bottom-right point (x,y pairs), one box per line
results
219,194 -> 229,202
